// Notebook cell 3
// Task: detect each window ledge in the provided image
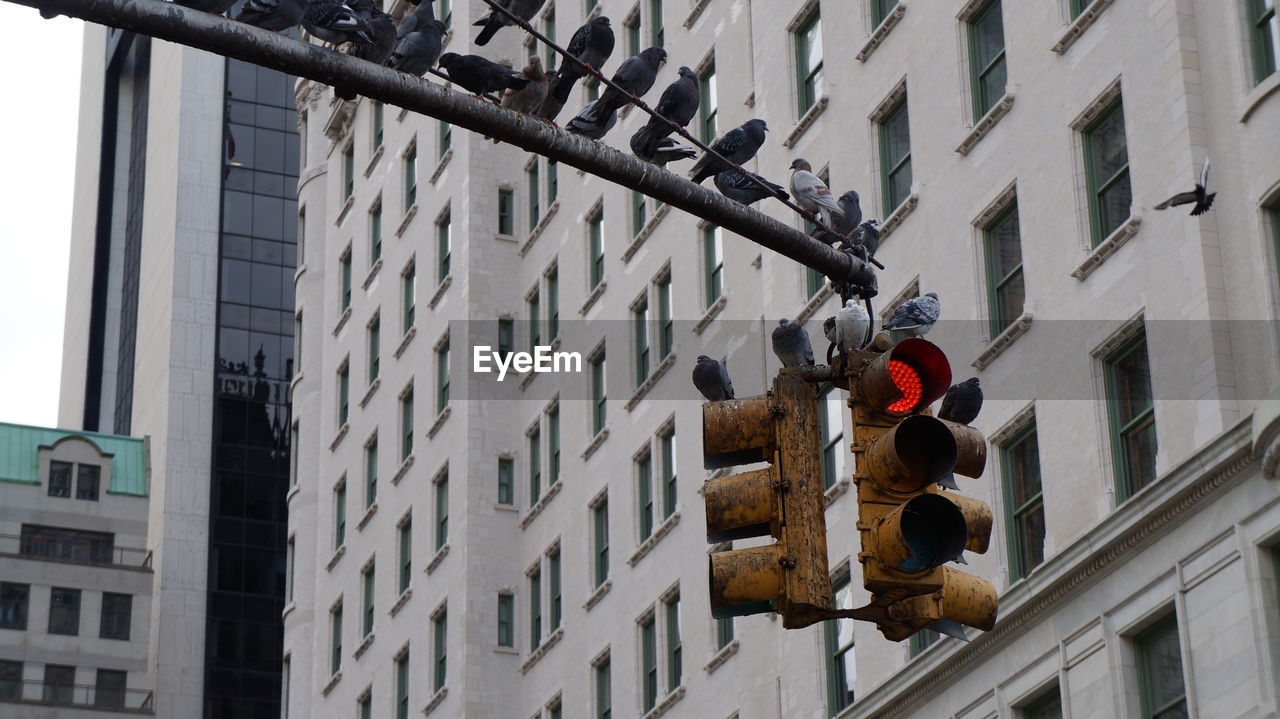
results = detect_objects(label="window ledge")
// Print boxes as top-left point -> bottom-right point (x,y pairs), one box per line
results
363,144 -> 384,178
427,405 -> 451,438
643,686 -> 687,719
422,686 -> 448,716
394,327 -> 416,359
425,543 -> 449,575
795,282 -> 835,326
683,0 -> 713,28
704,640 -> 740,674
494,231 -> 518,244
321,671 -> 342,696
626,352 -> 677,411
1051,0 -> 1116,55
391,454 -> 415,485
1240,71 -> 1280,123
519,200 -> 560,256
428,275 -> 452,310
359,378 -> 381,408
294,263 -> 307,283
955,92 -> 1015,156
693,295 -> 728,335
1071,215 -> 1141,280
332,306 -> 353,337
824,478 -> 851,508
356,501 -> 378,530
628,511 -> 681,567
396,106 -> 409,122
335,195 -> 355,226
362,258 -> 383,290
495,503 -> 519,513
520,626 -> 565,674
389,587 -> 413,616
583,579 -> 612,611
287,483 -> 301,504
429,149 -> 453,185
353,631 -> 375,660
395,203 -> 418,238
579,280 -> 608,316
878,192 -> 919,243
520,479 -> 564,530
581,427 -> 610,461
972,313 -> 1033,371
856,2 -> 907,62
783,95 -> 829,149
622,203 -> 672,263
326,544 -> 346,572
493,646 -> 519,655
329,422 -> 350,452
282,601 -> 297,621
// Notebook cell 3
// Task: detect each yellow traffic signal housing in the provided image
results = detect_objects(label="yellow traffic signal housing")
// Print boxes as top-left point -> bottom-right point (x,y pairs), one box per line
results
703,371 -> 833,629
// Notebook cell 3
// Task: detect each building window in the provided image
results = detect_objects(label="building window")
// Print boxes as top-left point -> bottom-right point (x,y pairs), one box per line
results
633,297 -> 650,386
290,423 -> 300,487
1082,99 -> 1131,246
1069,0 -> 1092,18
659,426 -> 676,518
1105,332 -> 1156,500
637,452 -> 654,539
824,570 -> 855,714
0,582 -> 29,630
1249,0 -> 1278,83
591,350 -> 607,435
498,457 -> 515,505
1136,615 -> 1187,719
498,188 -> 515,236
99,592 -> 132,640
967,1 -> 1007,121
432,609 -> 447,691
338,363 -> 350,427
699,60 -> 718,142
330,602 -> 343,675
641,612 -> 657,712
402,262 -> 415,334
368,316 -> 381,384
547,160 -> 559,203
498,318 -> 514,361
395,649 -> 410,719
370,202 -> 382,264
548,267 -> 560,339
404,143 -> 417,208
630,192 -> 647,237
20,525 -> 114,564
983,204 -> 1025,337
703,226 -> 724,308
1020,683 -> 1063,719
794,8 -> 824,115
340,249 -> 352,311
48,587 -> 81,636
528,164 -> 541,232
365,436 -> 378,508
49,460 -> 72,497
436,338 -> 450,413
436,209 -> 451,282
342,143 -> 354,200
872,0 -> 899,26
665,592 -> 682,691
549,547 -> 562,630
438,119 -> 451,159
294,312 -> 304,374
529,424 -> 542,504
287,537 -> 295,602
593,498 -> 609,587
1003,423 -> 1045,581
0,660 -> 22,700
498,593 -> 515,647
434,470 -> 449,550
594,654 -> 612,719
589,209 -> 604,289
358,690 -> 370,719
879,98 -> 912,214
818,385 -> 845,490
530,565 -> 543,649
657,274 -> 672,358
398,517 -> 412,593
908,628 -> 940,656
625,8 -> 641,56
527,289 -> 541,354
372,101 -> 384,149
334,482 -> 347,549
43,664 -> 75,704
400,386 -> 414,460
716,616 -> 734,650
649,0 -> 663,47
361,562 -> 375,636
74,464 -> 100,501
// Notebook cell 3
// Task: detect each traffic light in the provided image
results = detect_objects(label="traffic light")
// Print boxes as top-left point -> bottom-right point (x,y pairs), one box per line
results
847,338 -> 998,641
702,371 -> 833,629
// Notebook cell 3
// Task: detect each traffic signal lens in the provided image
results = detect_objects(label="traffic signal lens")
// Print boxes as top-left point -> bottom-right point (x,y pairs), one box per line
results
886,360 -> 923,413
856,338 -> 951,415
897,495 -> 967,571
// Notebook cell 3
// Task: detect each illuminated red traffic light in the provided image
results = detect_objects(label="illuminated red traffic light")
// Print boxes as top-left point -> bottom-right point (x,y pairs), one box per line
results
857,339 -> 952,415
886,360 -> 923,413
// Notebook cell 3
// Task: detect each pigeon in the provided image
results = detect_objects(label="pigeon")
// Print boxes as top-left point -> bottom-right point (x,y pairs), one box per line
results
176,0 -> 237,15
631,66 -> 700,161
713,169 -> 789,205
335,6 -> 396,99
852,219 -> 881,257
474,0 -> 547,46
692,356 -> 734,402
566,100 -> 619,139
584,47 -> 667,121
534,92 -> 568,123
772,319 -> 815,367
790,159 -> 844,228
883,292 -> 941,337
1154,157 -> 1215,216
235,0 -> 306,31
814,191 -> 864,243
304,0 -> 374,45
388,10 -> 447,77
937,378 -> 983,426
438,53 -> 531,96
689,119 -> 769,184
832,299 -> 871,356
630,134 -> 698,166
500,56 -> 551,114
548,16 -> 616,104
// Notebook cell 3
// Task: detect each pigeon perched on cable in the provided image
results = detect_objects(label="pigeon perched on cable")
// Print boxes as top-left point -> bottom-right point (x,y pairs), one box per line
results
500,56 -> 551,115
235,0 -> 306,31
883,292 -> 941,337
714,169 -> 788,206
692,356 -> 735,402
334,4 -> 396,99
630,134 -> 698,166
852,219 -> 881,257
584,47 -> 667,122
814,191 -> 863,244
548,16 -> 616,104
534,93 -> 568,123
566,100 -> 619,139
832,299 -> 871,356
438,53 -> 531,96
789,159 -> 844,228
937,378 -> 983,426
176,0 -> 237,15
473,0 -> 547,46
772,319 -> 815,368
689,119 -> 769,184
388,4 -> 446,77
1154,157 -> 1215,216
304,0 -> 374,45
631,66 -> 701,161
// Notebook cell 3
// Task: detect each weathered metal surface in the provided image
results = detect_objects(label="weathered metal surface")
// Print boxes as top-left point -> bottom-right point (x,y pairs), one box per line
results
861,416 -> 958,494
937,567 -> 998,631
702,395 -> 774,469
943,420 -> 988,479
872,494 -> 967,570
855,338 -> 952,415
932,489 -> 994,554
704,466 -> 780,542
709,545 -> 782,608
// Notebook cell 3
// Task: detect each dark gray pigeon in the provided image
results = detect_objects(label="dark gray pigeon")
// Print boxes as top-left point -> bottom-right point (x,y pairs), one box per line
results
548,16 -> 615,104
389,9 -> 447,77
566,100 -> 618,139
937,377 -> 982,426
812,192 -> 863,244
883,292 -> 941,337
631,66 -> 700,160
439,53 -> 531,96
474,0 -> 547,46
584,47 -> 667,121
714,169 -> 788,206
630,133 -> 697,166
852,219 -> 881,257
689,119 -> 769,184
304,0 -> 374,45
772,319 -> 815,367
692,355 -> 734,402
235,0 -> 305,31
176,0 -> 237,14
534,92 -> 568,123
1154,157 -> 1215,216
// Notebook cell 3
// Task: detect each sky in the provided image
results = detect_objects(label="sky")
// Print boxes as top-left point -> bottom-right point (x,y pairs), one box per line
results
0,6 -> 81,427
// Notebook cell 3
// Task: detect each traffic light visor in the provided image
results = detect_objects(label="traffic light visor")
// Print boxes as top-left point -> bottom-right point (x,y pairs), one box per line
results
858,338 -> 952,415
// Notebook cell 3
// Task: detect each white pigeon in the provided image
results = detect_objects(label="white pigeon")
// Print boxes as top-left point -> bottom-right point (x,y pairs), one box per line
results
833,299 -> 870,356
789,158 -> 844,228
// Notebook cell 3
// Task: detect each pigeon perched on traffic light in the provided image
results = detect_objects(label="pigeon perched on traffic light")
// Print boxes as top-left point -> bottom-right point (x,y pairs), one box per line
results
790,159 -> 844,228
235,0 -> 306,32
474,0 -> 547,46
693,356 -> 734,402
772,319 -> 815,368
388,5 -> 446,77
883,293 -> 941,337
438,53 -> 531,96
566,101 -> 618,139
689,119 -> 769,184
713,169 -> 789,206
630,66 -> 700,160
548,16 -> 616,104
584,47 -> 667,121
1154,157 -> 1215,216
937,378 -> 983,425
832,299 -> 871,356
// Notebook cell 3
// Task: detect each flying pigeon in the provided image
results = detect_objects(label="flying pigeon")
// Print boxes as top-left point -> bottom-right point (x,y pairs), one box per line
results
790,159 -> 844,228
883,292 -> 941,337
548,16 -> 616,104
566,100 -> 619,139
303,0 -> 374,45
500,56 -> 551,115
388,4 -> 446,77
235,0 -> 306,32
438,53 -> 531,96
584,47 -> 667,121
713,169 -> 789,206
833,299 -> 871,356
692,356 -> 735,402
772,319 -> 815,368
1154,157 -> 1215,216
631,66 -> 700,160
473,0 -> 547,46
689,119 -> 769,184
937,378 -> 983,426
176,0 -> 237,15
630,134 -> 698,166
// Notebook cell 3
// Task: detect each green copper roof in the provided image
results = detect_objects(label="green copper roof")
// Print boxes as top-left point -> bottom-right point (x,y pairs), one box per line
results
0,422 -> 148,497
